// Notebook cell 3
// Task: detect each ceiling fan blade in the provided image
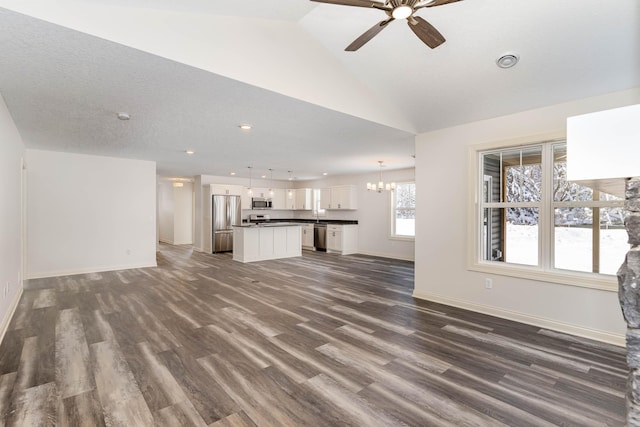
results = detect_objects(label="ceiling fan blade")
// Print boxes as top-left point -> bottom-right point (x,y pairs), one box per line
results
414,0 -> 462,10
345,18 -> 393,51
311,0 -> 387,8
407,16 -> 445,48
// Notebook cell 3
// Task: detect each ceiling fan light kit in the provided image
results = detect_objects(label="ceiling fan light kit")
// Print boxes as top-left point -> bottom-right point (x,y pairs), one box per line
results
311,0 -> 463,51
392,5 -> 413,19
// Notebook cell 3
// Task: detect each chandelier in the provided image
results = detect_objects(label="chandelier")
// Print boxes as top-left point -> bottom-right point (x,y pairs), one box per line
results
367,161 -> 396,192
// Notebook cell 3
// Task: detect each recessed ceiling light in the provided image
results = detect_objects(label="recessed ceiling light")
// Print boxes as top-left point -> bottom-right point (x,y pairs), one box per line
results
496,52 -> 520,69
323,172 -> 328,176
116,112 -> 130,120
239,124 -> 252,130
185,150 -> 195,155
230,172 -> 236,176
261,175 -> 267,179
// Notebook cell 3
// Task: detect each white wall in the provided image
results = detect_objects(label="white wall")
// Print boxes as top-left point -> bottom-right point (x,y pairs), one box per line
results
26,150 -> 157,278
173,182 -> 193,245
414,88 -> 640,345
158,180 -> 193,246
158,180 -> 174,244
0,93 -> 25,339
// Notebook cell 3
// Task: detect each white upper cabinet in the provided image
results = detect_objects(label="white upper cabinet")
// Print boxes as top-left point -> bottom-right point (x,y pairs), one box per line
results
319,188 -> 332,210
249,187 -> 270,199
284,189 -> 296,210
295,188 -> 312,210
271,188 -> 286,210
210,184 -> 243,196
326,185 -> 358,210
240,187 -> 252,210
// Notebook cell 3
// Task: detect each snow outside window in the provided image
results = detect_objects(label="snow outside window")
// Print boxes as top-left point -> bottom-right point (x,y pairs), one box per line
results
478,141 -> 626,277
392,182 -> 415,238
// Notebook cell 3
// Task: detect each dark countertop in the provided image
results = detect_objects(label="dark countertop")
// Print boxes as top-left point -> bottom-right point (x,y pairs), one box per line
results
242,218 -> 358,225
234,222 -> 301,228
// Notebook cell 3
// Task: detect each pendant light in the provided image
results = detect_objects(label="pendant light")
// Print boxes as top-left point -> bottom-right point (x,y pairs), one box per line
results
268,169 -> 274,197
367,161 -> 396,193
287,170 -> 294,198
247,166 -> 253,197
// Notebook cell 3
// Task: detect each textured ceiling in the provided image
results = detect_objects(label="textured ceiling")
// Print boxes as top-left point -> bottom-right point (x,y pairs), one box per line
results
0,0 -> 638,181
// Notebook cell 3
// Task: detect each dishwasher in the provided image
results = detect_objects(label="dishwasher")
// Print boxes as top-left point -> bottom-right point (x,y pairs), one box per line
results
314,223 -> 327,251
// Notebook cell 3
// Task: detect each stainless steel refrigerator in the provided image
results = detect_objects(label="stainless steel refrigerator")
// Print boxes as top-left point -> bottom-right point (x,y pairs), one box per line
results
212,194 -> 241,253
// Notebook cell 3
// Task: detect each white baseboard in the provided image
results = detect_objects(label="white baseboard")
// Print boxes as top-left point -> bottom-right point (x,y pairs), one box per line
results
356,250 -> 414,262
27,262 -> 158,280
0,285 -> 23,346
159,239 -> 193,246
413,290 -> 625,347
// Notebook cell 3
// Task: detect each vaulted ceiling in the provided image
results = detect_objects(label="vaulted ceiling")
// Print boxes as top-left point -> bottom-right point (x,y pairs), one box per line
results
0,0 -> 638,180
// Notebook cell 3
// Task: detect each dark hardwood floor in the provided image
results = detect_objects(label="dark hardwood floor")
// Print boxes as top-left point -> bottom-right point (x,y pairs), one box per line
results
0,244 -> 627,426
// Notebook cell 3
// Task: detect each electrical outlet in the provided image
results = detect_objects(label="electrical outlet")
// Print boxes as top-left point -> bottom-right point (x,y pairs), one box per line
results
485,278 -> 493,289
126,249 -> 131,256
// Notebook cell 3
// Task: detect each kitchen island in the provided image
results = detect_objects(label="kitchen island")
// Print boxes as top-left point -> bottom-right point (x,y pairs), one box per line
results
233,223 -> 301,263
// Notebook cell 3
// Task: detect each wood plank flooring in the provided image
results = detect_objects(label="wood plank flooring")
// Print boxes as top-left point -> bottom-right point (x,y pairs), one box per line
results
0,244 -> 627,426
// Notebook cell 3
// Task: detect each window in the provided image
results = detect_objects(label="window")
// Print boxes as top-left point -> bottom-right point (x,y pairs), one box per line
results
392,182 -> 415,238
474,140 -> 626,289
313,189 -> 326,217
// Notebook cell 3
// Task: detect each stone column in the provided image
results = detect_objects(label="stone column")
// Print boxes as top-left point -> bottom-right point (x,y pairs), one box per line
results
618,178 -> 640,426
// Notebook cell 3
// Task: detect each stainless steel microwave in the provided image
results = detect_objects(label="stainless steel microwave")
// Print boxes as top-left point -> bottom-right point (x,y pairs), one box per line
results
251,197 -> 272,209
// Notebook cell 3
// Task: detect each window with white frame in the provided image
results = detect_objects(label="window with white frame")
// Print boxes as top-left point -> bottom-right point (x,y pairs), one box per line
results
477,140 -> 626,283
313,189 -> 326,217
392,182 -> 415,238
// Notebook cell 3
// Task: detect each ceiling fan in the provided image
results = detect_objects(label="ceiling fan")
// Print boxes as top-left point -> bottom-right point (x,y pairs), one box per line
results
310,0 -> 462,51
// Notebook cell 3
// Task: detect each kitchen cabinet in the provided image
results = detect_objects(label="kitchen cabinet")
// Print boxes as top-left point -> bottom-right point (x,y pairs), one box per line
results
233,225 -> 301,263
319,188 -> 332,210
280,188 -> 312,210
210,184 -> 243,196
241,187 -> 286,210
327,224 -> 358,255
301,224 -> 314,249
326,226 -> 342,252
250,187 -> 271,199
295,188 -> 312,210
285,189 -> 296,210
328,185 -> 358,210
240,187 -> 252,210
271,188 -> 286,210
